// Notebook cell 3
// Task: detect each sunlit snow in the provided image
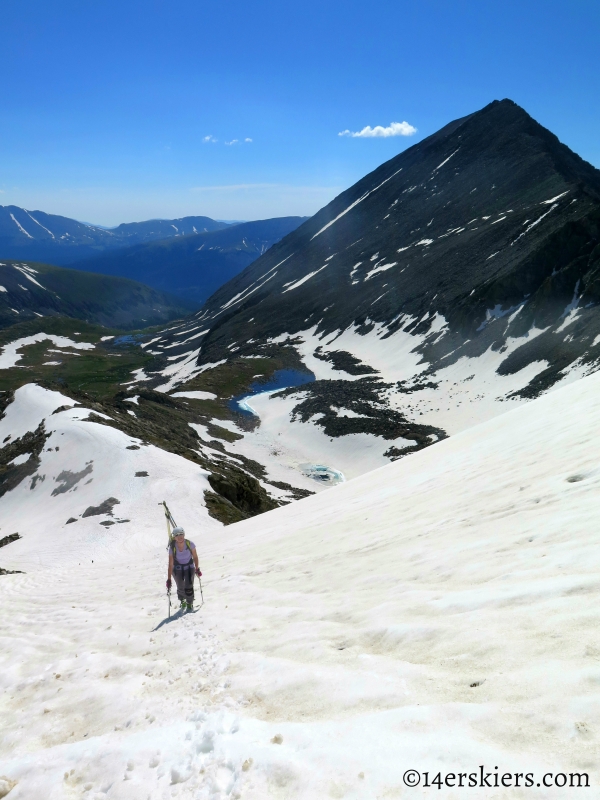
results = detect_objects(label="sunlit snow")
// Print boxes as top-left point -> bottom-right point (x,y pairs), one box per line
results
3,374 -> 600,796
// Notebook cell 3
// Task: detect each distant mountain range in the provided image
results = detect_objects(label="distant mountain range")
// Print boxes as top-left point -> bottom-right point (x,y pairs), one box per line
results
0,208 -> 308,306
0,260 -> 191,330
0,207 -> 229,265
67,217 -> 309,305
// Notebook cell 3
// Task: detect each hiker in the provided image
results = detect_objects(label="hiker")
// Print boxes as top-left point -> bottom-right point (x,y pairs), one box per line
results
166,527 -> 202,611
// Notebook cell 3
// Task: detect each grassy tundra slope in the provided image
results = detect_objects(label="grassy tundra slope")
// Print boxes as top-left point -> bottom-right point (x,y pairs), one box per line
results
0,260 -> 193,330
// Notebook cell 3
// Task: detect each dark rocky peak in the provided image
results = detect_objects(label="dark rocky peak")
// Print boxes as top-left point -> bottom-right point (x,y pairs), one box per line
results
149,101 -> 600,408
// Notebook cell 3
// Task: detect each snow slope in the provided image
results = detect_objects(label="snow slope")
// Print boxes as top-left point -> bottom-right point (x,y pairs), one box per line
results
2,372 -> 600,797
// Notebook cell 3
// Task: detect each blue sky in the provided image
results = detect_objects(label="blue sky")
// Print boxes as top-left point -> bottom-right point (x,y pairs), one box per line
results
2,0 -> 599,225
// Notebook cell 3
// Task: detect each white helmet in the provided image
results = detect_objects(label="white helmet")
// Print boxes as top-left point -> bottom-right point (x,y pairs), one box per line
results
172,526 -> 185,536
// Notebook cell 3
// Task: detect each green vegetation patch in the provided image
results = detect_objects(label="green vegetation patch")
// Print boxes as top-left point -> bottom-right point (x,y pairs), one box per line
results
0,317 -> 154,399
0,316 -> 114,347
172,344 -> 309,421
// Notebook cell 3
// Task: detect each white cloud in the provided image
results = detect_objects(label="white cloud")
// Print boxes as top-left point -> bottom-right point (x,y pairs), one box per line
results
204,136 -> 252,146
338,121 -> 417,138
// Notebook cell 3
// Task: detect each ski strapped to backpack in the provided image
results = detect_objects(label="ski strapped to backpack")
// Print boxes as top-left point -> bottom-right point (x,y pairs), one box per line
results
160,500 -> 178,547
160,500 -> 177,617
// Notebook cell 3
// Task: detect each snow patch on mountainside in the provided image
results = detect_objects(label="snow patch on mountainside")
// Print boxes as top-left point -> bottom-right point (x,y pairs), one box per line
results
10,213 -> 34,239
310,168 -> 404,240
269,320 -> 550,434
0,334 -> 95,369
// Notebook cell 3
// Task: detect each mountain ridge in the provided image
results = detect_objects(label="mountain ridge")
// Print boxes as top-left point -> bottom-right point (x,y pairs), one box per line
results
0,259 -> 192,330
66,216 -> 309,305
0,208 -> 230,265
194,98 -> 600,350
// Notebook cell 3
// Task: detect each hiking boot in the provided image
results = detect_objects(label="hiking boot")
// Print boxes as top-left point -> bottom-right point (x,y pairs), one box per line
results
180,600 -> 187,611
187,602 -> 194,612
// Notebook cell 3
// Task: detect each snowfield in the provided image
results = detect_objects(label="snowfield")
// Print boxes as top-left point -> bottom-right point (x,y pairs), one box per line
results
2,371 -> 600,797
198,318 -> 557,488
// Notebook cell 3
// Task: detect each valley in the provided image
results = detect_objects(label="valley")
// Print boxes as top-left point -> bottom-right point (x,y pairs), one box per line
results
67,216 -> 309,305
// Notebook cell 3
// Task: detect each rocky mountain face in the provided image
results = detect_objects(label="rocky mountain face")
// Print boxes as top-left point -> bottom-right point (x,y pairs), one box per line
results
136,99 -> 600,486
0,208 -> 229,265
193,99 -> 600,368
66,216 -> 309,306
0,260 -> 192,330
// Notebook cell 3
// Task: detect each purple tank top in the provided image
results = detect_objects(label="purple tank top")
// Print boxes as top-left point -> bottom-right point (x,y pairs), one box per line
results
173,540 -> 195,565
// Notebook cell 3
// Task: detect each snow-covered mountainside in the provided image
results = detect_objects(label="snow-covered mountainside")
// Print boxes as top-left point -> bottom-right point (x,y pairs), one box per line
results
0,260 -> 192,330
2,364 -> 600,798
131,99 -> 600,489
0,208 -> 228,265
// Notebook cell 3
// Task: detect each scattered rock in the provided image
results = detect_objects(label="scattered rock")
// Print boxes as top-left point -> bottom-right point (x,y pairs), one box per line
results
126,445 -> 140,450
0,422 -> 50,499
135,471 -> 148,477
281,377 -> 447,448
314,347 -> 378,375
271,733 -> 283,744
207,470 -> 278,519
99,520 -> 115,526
242,759 -> 253,772
82,497 -> 120,517
0,533 -> 20,549
51,464 -> 93,496
66,518 -> 77,524
51,404 -> 79,415
30,474 -> 45,490
0,775 -> 17,798
267,479 -> 313,500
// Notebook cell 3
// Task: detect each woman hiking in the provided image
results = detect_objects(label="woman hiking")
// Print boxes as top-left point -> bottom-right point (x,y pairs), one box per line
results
166,527 -> 202,612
